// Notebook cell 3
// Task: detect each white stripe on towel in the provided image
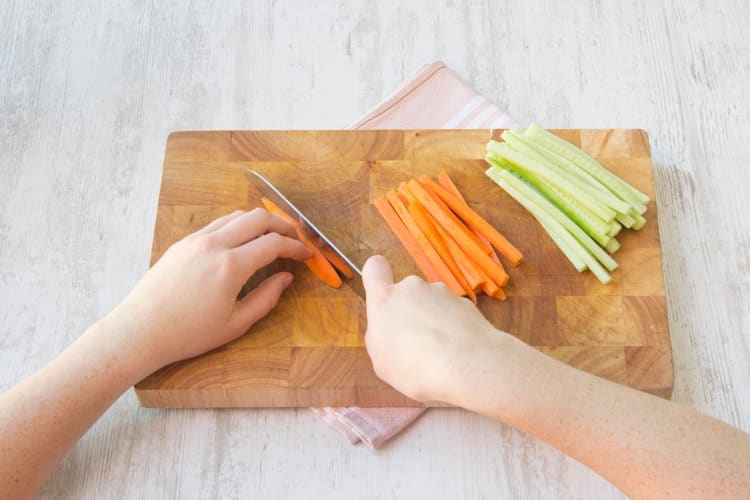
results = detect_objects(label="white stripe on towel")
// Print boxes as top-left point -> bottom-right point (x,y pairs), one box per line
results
441,95 -> 487,128
465,105 -> 500,128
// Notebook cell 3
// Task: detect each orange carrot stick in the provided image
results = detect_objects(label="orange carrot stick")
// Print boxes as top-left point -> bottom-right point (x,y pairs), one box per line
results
260,197 -> 342,288
384,191 -> 465,296
428,209 -> 486,292
408,183 -> 497,295
319,246 -> 354,279
420,176 -> 524,266
474,259 -> 503,298
373,196 -> 441,282
408,200 -> 477,303
406,180 -> 510,287
435,170 -> 502,264
417,180 -> 492,255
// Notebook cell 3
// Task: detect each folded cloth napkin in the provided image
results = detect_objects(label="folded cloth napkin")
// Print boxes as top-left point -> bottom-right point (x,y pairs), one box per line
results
311,61 -> 517,448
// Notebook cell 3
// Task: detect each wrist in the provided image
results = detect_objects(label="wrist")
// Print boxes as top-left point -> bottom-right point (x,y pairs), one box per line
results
86,308 -> 164,383
444,330 -> 534,416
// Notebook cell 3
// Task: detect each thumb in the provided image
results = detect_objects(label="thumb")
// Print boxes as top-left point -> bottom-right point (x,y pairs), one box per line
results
233,271 -> 294,332
362,255 -> 393,300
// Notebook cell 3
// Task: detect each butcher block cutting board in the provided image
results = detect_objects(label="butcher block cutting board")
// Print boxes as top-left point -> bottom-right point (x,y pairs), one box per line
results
134,129 -> 672,408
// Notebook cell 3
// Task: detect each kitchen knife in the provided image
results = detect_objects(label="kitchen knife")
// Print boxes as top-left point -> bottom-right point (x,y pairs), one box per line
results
242,169 -> 365,298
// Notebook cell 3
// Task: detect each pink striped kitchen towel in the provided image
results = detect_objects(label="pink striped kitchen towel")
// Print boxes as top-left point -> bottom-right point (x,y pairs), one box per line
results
311,61 -> 517,448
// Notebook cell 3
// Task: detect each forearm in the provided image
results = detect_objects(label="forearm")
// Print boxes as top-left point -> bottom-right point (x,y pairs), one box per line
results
455,333 -> 750,499
0,314 -> 155,498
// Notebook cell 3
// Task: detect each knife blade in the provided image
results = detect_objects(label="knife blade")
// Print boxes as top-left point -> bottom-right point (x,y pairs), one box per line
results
242,169 -> 365,298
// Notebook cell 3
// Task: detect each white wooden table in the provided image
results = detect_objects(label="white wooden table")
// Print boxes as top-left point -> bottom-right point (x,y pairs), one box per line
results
2,1 -> 749,498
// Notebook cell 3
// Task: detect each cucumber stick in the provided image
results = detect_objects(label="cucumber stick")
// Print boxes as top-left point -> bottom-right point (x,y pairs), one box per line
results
605,238 -> 621,254
615,212 -> 635,228
484,124 -> 652,285
630,210 -> 647,230
488,141 -> 617,223
539,219 -> 587,272
524,123 -> 651,208
486,166 -> 618,272
486,153 -> 612,246
486,167 -> 612,284
500,130 -> 634,215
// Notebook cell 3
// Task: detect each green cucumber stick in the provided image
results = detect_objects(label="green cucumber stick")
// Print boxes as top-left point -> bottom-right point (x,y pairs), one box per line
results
489,142 -> 617,223
490,167 -> 618,272
486,153 -> 613,246
538,219 -> 587,272
486,168 -> 612,284
524,123 -> 651,207
501,130 -> 634,215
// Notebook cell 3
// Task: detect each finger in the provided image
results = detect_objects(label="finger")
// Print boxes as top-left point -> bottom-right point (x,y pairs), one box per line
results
232,232 -> 312,276
194,210 -> 247,236
362,255 -> 394,300
232,271 -> 294,330
218,208 -> 298,248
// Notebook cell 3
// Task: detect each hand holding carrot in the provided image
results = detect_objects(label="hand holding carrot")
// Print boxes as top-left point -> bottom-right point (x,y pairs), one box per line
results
109,208 -> 312,371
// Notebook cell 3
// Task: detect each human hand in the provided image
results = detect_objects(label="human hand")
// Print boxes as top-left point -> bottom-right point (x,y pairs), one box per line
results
108,209 -> 311,372
362,255 -> 513,404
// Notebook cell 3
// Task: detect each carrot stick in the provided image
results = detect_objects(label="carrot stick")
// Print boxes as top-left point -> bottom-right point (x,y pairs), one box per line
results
373,196 -> 441,282
397,182 -> 419,208
420,176 -> 524,266
319,246 -> 354,279
427,208 -> 486,292
405,184 -> 499,296
418,180 -> 492,255
408,200 -> 477,303
397,182 -> 411,206
406,180 -> 510,287
435,170 -> 502,264
475,261 -> 504,298
384,191 -> 465,296
260,197 -> 342,288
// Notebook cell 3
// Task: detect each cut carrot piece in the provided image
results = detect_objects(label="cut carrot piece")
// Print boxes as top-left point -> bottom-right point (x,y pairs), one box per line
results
468,254 -> 500,297
420,184 -> 502,297
398,182 -> 416,204
430,213 -> 486,293
492,286 -> 506,300
418,179 -> 492,255
385,191 -> 465,296
407,180 -> 510,287
437,170 -> 459,195
319,246 -> 354,279
260,197 -> 342,288
408,201 -> 477,302
421,176 -> 524,266
373,196 -> 441,282
435,170 -> 502,264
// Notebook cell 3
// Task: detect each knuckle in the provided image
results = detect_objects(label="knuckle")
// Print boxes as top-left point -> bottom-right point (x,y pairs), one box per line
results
402,275 -> 424,288
262,232 -> 284,247
249,207 -> 270,221
215,251 -> 240,277
192,234 -> 219,254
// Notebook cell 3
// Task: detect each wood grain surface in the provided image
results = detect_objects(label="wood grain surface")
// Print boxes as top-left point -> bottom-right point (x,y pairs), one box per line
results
3,1 -> 750,498
134,128 -> 671,407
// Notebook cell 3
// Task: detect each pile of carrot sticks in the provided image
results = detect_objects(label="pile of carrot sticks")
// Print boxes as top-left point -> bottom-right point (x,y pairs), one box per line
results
373,170 -> 523,302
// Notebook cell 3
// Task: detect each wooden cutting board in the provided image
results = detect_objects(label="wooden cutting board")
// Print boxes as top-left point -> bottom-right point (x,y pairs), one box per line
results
134,129 -> 671,408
